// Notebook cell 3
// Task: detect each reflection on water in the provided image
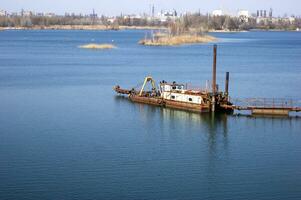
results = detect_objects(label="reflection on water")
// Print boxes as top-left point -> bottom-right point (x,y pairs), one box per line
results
115,95 -> 299,128
114,95 -> 299,156
115,96 -> 229,154
161,108 -> 230,151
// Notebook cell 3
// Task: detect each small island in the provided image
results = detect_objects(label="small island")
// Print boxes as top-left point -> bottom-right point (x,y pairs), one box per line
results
79,43 -> 116,49
139,33 -> 216,46
139,21 -> 216,46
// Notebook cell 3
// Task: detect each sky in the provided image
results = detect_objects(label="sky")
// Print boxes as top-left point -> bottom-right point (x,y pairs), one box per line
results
1,0 -> 300,16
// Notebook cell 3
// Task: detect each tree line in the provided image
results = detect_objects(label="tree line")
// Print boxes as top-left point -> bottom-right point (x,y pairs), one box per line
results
0,13 -> 300,31
0,15 -> 103,27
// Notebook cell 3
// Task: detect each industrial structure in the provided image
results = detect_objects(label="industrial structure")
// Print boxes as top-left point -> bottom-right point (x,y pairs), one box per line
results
114,45 -> 301,116
115,45 -> 232,113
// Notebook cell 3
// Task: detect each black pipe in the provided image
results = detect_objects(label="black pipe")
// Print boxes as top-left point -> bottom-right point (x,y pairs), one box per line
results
225,72 -> 229,96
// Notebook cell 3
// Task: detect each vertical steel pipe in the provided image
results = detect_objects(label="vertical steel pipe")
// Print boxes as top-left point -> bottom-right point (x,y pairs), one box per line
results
225,72 -> 229,95
212,44 -> 217,94
211,45 -> 217,112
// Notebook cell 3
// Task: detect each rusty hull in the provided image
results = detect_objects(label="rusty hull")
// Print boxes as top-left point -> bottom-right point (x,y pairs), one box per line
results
129,94 -> 211,113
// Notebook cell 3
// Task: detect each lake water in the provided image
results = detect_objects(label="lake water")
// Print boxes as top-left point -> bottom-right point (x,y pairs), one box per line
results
0,30 -> 301,200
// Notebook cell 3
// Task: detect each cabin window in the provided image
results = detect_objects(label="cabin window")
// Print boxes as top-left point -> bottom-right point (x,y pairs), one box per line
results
188,98 -> 193,102
172,86 -> 176,90
171,95 -> 175,99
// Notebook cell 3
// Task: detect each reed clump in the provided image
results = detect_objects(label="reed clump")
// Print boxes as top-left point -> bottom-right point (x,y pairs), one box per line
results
79,43 -> 116,49
139,34 -> 216,46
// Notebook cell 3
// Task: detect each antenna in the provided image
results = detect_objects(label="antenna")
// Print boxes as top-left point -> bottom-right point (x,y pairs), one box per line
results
92,9 -> 96,25
152,4 -> 155,18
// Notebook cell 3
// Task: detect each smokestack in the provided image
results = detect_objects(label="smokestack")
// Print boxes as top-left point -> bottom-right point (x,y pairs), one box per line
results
225,72 -> 229,96
269,8 -> 273,18
212,44 -> 217,94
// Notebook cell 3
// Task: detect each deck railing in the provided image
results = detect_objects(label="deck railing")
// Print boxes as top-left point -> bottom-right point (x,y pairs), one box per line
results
230,98 -> 301,109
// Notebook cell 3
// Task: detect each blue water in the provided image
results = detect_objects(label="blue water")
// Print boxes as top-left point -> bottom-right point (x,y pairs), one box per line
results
0,30 -> 301,200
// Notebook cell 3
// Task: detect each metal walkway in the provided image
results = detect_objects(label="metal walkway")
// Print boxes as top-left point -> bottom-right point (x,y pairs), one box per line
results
229,98 -> 301,115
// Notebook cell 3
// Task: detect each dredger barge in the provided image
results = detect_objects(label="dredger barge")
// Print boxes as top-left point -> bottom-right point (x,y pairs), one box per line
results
114,45 -> 301,116
114,45 -> 233,113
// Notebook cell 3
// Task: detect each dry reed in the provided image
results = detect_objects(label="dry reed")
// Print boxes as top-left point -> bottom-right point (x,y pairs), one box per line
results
139,34 -> 217,46
79,43 -> 116,49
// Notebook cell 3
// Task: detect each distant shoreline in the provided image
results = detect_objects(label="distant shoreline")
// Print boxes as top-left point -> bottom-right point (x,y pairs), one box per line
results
208,29 -> 248,33
0,25 -> 166,31
0,26 -> 299,32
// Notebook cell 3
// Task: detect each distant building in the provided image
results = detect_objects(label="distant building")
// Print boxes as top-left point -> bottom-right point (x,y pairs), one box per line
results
36,12 -> 44,17
238,10 -> 249,22
158,10 -> 178,22
288,17 -> 296,23
256,17 -> 268,24
123,14 -> 142,20
10,12 -> 18,16
256,8 -> 275,24
212,10 -> 223,16
107,17 -> 116,24
21,10 -> 33,17
44,13 -> 55,17
0,10 -> 7,16
90,12 -> 97,18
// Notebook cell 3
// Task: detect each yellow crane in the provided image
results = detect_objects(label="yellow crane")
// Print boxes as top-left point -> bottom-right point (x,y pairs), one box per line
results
139,76 -> 156,96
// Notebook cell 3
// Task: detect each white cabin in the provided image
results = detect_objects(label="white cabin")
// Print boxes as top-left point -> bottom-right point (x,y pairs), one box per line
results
160,83 -> 203,104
